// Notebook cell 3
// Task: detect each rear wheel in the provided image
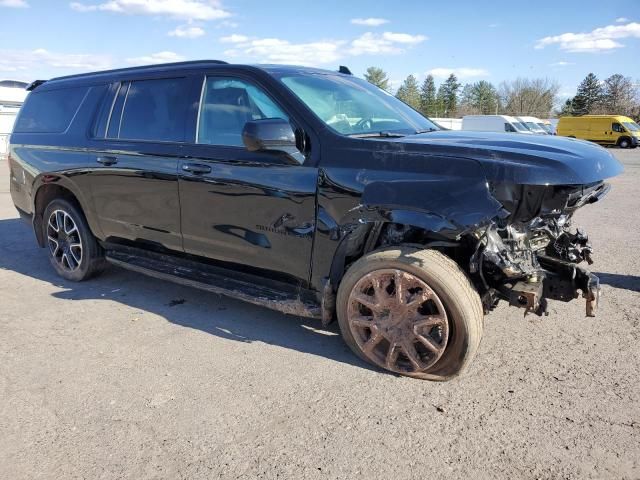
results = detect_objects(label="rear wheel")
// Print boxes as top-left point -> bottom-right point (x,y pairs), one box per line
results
43,198 -> 106,281
336,247 -> 483,381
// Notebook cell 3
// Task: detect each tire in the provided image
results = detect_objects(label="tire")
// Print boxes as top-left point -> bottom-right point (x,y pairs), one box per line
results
336,247 -> 483,381
618,137 -> 631,149
43,198 -> 106,281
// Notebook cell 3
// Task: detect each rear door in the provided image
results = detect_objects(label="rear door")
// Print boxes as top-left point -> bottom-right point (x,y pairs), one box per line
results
177,73 -> 318,286
88,75 -> 196,252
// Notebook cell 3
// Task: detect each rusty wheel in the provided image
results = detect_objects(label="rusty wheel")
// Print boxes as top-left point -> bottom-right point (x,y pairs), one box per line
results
337,247 -> 483,380
347,269 -> 448,374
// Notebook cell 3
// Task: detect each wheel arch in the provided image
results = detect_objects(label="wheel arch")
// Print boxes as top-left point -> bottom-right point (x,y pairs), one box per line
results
31,175 -> 100,247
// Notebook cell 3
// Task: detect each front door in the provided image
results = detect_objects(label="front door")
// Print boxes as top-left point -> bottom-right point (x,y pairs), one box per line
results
178,75 -> 318,286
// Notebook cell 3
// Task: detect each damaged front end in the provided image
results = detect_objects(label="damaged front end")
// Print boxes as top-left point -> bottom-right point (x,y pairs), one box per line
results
470,181 -> 610,317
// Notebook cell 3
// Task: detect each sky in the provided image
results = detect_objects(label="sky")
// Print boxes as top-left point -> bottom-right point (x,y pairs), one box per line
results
0,0 -> 638,101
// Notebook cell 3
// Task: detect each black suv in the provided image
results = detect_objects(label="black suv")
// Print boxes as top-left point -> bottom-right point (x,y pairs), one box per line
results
9,61 -> 622,380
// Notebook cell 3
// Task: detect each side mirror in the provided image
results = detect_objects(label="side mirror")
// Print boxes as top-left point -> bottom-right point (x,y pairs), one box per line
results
242,118 -> 304,164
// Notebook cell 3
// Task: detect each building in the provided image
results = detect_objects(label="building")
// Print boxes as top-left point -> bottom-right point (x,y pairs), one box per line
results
0,80 -> 29,158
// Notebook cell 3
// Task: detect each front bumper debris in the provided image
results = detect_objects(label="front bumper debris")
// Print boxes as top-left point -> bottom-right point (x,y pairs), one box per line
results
504,255 -> 600,317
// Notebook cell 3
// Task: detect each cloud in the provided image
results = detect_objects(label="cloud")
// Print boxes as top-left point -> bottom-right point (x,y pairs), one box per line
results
69,0 -> 230,21
0,0 -> 28,6
220,34 -> 249,43
227,38 -> 344,66
549,61 -> 573,67
616,17 -> 629,23
168,25 -> 205,38
220,30 -> 426,65
349,31 -> 427,55
126,51 -> 185,64
350,17 -> 389,27
488,23 -> 499,28
535,22 -> 640,52
426,67 -> 489,79
0,48 -> 113,79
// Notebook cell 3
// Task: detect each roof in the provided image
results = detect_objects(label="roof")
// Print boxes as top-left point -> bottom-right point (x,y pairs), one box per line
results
35,61 -> 351,90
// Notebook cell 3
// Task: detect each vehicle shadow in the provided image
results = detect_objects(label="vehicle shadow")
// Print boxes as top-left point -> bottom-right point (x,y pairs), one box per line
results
595,272 -> 640,293
0,217 -> 377,374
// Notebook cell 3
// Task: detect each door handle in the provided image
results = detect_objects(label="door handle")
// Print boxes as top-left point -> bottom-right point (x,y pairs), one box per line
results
182,163 -> 212,174
96,156 -> 118,166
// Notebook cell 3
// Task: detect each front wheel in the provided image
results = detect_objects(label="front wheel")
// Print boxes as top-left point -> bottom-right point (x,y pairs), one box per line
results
43,198 -> 106,281
336,247 -> 483,381
618,137 -> 631,149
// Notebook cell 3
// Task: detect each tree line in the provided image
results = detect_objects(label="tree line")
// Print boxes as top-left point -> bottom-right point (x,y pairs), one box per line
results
364,67 -> 640,121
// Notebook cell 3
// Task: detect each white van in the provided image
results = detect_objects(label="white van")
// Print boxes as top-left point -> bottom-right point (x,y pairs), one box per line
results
516,116 -> 551,134
430,118 -> 462,131
461,115 -> 533,134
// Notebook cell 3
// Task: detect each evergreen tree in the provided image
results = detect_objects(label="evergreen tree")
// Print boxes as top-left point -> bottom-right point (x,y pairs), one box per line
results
419,75 -> 437,116
440,74 -> 461,117
364,66 -> 390,92
395,75 -> 421,110
572,73 -> 603,115
435,84 -> 447,116
471,80 -> 499,114
559,98 -> 574,116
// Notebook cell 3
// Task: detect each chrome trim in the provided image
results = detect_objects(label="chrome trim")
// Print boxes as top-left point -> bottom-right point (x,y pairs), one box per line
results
117,82 -> 131,139
104,82 -> 122,138
194,76 -> 207,144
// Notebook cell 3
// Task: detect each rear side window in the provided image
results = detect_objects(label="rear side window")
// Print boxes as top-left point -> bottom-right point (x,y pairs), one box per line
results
116,77 -> 188,142
14,86 -> 88,133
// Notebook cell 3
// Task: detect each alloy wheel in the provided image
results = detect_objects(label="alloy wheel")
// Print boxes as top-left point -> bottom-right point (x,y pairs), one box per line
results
47,209 -> 83,271
347,268 -> 449,375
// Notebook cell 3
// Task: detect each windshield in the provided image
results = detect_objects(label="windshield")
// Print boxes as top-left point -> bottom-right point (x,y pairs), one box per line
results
278,73 -> 439,136
523,121 -> 545,133
513,122 -> 530,132
537,122 -> 552,133
623,121 -> 640,132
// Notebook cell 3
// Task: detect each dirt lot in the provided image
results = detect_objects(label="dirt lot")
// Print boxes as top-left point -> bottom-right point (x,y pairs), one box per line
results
1,149 -> 638,480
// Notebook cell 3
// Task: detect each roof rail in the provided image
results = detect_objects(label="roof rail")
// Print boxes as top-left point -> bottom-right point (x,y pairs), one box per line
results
48,60 -> 229,83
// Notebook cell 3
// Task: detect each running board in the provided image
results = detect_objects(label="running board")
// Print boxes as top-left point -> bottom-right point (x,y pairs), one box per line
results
104,247 -> 321,319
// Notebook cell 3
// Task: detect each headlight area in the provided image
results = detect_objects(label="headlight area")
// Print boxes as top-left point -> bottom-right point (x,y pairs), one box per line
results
469,182 -> 609,317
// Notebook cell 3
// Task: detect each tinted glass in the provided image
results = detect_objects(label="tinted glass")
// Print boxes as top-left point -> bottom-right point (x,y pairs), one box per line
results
612,123 -> 624,133
106,83 -> 127,139
92,83 -> 118,138
197,77 -> 289,146
119,77 -> 188,142
14,86 -> 87,133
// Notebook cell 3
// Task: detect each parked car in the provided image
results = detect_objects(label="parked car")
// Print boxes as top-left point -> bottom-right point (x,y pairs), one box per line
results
9,61 -> 623,380
557,115 -> 640,148
462,115 -> 533,134
516,116 -> 551,135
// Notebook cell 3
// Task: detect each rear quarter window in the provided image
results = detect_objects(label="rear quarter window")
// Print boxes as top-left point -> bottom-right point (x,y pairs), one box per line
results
14,86 -> 88,133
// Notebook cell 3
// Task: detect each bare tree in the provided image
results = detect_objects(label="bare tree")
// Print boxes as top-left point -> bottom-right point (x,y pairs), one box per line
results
499,78 -> 560,117
600,74 -> 637,116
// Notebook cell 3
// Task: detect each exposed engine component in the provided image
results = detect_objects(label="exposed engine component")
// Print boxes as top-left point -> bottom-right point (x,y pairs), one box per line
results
471,182 -> 607,317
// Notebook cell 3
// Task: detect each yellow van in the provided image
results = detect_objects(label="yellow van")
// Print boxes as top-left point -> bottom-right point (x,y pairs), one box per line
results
557,115 -> 640,149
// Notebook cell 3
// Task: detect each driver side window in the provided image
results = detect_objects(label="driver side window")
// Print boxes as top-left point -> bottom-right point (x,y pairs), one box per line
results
197,77 -> 289,147
612,123 -> 624,133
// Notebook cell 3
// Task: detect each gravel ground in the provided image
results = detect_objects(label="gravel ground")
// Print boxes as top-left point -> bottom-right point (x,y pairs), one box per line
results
1,149 -> 638,480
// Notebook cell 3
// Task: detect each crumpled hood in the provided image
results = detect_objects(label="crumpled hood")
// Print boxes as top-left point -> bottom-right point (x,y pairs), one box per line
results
387,130 -> 624,185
